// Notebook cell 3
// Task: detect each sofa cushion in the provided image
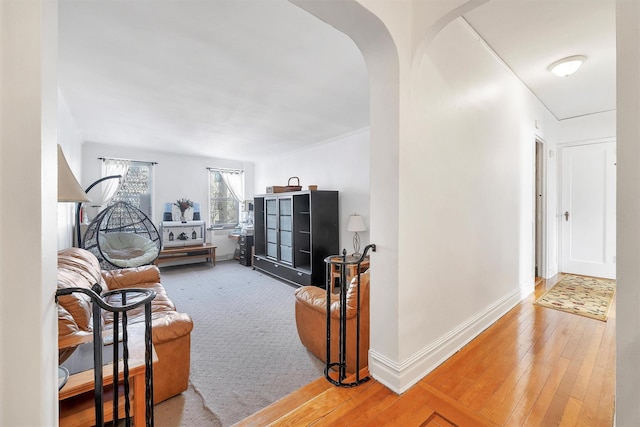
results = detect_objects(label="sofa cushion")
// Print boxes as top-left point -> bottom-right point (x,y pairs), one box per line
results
101,265 -> 162,290
58,247 -> 103,285
101,282 -> 177,323
57,248 -> 107,332
149,311 -> 194,344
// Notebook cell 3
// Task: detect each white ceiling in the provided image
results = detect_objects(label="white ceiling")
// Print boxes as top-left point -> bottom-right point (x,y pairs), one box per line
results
58,0 -> 616,162
463,0 -> 616,121
58,0 -> 370,161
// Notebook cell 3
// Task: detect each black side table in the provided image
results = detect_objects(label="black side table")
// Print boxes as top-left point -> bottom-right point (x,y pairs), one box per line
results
323,244 -> 375,387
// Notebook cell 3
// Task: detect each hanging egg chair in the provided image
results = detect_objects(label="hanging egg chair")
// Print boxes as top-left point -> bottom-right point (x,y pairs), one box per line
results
82,201 -> 161,270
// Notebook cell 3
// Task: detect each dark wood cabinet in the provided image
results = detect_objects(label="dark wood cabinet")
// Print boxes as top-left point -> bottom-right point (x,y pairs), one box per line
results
254,190 -> 338,287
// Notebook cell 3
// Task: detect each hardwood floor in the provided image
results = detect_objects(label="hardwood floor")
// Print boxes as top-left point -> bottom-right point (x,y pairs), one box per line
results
236,275 -> 616,426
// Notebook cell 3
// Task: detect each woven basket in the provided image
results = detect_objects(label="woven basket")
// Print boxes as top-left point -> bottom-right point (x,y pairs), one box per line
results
267,177 -> 302,193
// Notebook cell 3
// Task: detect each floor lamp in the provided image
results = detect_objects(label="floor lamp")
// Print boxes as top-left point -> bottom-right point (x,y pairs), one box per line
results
74,174 -> 122,247
58,145 -> 91,204
57,144 -> 91,392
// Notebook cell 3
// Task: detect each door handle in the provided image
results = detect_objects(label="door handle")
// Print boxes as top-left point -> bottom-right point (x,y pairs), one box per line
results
564,211 -> 569,221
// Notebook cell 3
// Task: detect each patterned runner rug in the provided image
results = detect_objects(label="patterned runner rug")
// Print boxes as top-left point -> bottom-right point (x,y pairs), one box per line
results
534,274 -> 616,321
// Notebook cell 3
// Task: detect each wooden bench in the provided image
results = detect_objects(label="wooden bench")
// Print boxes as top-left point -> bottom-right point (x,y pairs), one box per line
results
155,243 -> 216,266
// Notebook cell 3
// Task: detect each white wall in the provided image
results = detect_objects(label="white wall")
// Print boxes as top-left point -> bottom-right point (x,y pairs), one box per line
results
616,0 -> 640,423
253,128 -> 371,253
81,142 -> 253,260
557,110 -> 616,144
81,143 -> 254,260
294,0 -> 563,393
386,17 -> 560,390
0,1 -> 59,425
57,91 -> 85,249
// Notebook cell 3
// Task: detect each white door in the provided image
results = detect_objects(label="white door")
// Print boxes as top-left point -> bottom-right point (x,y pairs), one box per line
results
561,142 -> 616,279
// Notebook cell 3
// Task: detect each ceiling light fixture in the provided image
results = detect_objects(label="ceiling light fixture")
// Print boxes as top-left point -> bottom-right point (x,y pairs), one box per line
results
548,55 -> 586,77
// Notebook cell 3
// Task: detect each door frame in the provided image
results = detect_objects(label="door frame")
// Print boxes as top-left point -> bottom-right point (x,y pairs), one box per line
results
557,137 -> 616,277
534,137 -> 547,279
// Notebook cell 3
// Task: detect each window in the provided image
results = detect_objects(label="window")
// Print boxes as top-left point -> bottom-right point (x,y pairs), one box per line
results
109,161 -> 154,218
209,168 -> 243,228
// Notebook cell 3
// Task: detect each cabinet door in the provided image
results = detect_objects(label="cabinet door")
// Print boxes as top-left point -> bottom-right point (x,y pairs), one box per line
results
293,194 -> 311,271
253,197 -> 265,257
278,197 -> 293,264
265,198 -> 278,259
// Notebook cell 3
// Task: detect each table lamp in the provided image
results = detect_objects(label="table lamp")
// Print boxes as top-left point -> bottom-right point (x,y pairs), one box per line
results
346,214 -> 367,258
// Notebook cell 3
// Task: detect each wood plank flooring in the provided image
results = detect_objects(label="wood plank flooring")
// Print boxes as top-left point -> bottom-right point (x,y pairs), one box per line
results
236,275 -> 615,426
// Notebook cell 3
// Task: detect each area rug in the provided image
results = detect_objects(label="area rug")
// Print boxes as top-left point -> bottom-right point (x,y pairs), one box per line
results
534,274 -> 616,321
159,261 -> 325,426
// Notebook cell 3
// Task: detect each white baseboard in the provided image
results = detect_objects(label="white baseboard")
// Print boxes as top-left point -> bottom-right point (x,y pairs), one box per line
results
369,284 -> 532,394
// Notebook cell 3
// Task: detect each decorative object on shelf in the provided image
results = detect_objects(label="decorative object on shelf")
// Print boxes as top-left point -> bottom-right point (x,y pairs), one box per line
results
266,176 -> 303,193
56,283 -> 156,427
323,244 -> 376,387
308,185 -> 318,191
174,198 -> 194,223
193,202 -> 201,220
177,232 -> 188,241
346,214 -> 367,258
163,203 -> 173,221
81,206 -> 91,225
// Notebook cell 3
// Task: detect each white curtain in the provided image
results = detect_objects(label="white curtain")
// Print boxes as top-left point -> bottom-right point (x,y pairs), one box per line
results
219,170 -> 243,201
94,158 -> 130,207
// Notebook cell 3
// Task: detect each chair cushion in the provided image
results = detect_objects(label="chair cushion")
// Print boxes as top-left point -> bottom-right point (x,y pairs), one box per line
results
99,232 -> 159,267
344,270 -> 370,314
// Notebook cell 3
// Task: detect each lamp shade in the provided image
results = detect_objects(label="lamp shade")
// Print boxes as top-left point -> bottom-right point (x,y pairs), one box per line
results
346,214 -> 367,232
58,145 -> 91,203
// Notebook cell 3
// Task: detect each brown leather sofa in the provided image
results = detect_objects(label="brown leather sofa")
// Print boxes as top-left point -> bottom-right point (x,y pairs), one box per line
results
57,247 -> 193,404
293,270 -> 370,373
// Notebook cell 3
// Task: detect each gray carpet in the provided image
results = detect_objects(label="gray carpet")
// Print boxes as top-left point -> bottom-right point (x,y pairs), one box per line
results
156,260 -> 325,426
154,383 -> 221,427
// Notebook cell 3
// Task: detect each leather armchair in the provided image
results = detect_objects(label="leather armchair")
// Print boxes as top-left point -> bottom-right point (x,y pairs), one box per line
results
294,270 -> 369,373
